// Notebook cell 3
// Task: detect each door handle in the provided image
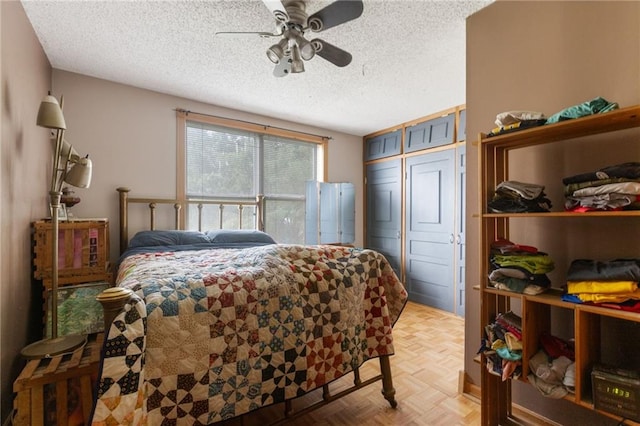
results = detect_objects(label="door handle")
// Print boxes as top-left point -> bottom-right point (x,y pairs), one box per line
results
456,234 -> 462,245
449,233 -> 454,243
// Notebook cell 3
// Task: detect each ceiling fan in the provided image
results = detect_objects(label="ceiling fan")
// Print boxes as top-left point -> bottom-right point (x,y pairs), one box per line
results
217,0 -> 364,77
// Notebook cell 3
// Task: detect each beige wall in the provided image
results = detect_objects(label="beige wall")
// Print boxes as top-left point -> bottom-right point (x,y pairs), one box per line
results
53,70 -> 364,262
1,1 -> 53,421
466,1 -> 640,423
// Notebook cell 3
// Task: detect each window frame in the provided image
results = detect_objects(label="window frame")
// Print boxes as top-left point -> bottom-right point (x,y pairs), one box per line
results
176,110 -> 328,230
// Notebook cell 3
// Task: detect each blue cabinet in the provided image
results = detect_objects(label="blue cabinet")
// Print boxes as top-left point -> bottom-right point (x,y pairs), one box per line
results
364,107 -> 466,315
305,181 -> 355,245
364,130 -> 401,161
404,113 -> 455,153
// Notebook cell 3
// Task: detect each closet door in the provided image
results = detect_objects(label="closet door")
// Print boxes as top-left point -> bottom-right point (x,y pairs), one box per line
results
455,144 -> 466,317
366,159 -> 402,277
405,149 -> 455,312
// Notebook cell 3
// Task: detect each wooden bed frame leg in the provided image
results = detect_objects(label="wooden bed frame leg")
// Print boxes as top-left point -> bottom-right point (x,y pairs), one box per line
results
379,355 -> 398,408
284,400 -> 293,417
322,384 -> 331,402
353,366 -> 361,386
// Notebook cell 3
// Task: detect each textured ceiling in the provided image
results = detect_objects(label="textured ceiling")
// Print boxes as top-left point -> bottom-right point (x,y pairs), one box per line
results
22,0 -> 492,136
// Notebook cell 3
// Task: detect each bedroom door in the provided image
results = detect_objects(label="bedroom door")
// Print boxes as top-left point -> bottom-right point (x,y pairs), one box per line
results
365,159 -> 402,278
405,149 -> 455,312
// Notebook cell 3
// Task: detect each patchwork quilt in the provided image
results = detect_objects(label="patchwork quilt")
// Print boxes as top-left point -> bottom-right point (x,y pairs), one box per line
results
91,244 -> 407,425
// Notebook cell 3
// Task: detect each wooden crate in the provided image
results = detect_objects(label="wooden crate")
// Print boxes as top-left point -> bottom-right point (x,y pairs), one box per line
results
33,220 -> 111,288
13,333 -> 103,426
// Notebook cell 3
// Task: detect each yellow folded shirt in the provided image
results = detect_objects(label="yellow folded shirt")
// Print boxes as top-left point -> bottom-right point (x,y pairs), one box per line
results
567,280 -> 638,294
577,289 -> 640,303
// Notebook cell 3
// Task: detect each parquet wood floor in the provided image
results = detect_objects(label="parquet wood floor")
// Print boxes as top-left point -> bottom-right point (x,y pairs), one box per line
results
224,301 -> 480,426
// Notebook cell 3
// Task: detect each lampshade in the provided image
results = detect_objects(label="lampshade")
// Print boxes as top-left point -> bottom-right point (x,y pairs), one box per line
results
267,38 -> 289,64
65,156 -> 92,188
290,30 -> 315,61
37,95 -> 66,130
290,45 -> 305,73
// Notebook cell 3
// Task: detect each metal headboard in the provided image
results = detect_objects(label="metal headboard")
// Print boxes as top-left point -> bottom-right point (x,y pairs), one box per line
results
117,187 -> 265,254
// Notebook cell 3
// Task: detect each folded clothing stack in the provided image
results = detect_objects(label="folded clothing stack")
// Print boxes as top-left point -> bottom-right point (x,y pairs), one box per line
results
487,97 -> 618,137
563,162 -> 640,212
488,239 -> 554,295
545,96 -> 618,124
479,311 -> 523,381
528,333 -> 575,399
562,259 -> 640,310
487,110 -> 547,137
488,181 -> 552,213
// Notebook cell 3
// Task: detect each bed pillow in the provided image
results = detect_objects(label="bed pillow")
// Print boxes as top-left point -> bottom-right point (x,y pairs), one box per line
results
206,229 -> 277,244
129,230 -> 210,248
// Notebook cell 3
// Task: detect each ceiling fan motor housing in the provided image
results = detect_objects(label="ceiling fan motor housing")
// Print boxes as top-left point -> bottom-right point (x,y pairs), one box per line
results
283,1 -> 309,27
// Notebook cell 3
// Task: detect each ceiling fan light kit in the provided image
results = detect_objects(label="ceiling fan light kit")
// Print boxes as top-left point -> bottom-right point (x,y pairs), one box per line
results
290,44 -> 305,73
267,38 -> 289,64
223,0 -> 363,77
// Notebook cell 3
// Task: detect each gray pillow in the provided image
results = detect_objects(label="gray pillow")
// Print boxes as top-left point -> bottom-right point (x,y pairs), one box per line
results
129,230 -> 210,248
205,229 -> 276,244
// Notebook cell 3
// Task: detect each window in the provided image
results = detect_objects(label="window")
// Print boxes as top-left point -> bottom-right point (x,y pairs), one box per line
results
177,111 -> 326,244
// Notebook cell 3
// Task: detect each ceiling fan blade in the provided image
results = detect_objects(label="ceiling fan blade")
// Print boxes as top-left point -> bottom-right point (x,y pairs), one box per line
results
310,39 -> 352,67
215,31 -> 280,38
262,0 -> 289,23
307,0 -> 363,32
273,54 -> 292,77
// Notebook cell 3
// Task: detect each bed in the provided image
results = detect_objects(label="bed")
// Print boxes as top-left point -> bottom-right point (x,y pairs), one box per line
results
90,188 -> 408,425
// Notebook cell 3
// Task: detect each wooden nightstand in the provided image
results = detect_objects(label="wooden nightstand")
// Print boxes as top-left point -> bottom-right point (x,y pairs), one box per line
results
13,333 -> 103,426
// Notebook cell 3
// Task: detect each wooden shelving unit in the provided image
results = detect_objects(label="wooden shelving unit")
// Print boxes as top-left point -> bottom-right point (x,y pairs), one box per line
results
478,105 -> 640,425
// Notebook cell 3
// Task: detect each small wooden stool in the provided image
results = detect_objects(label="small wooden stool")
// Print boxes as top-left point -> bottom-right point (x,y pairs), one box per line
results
13,333 -> 103,426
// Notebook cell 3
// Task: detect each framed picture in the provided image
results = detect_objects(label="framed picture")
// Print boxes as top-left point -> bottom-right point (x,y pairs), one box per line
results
46,281 -> 110,338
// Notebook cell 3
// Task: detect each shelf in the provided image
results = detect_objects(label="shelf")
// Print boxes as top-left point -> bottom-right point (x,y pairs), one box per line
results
577,302 -> 640,323
483,287 -> 640,323
479,105 -> 640,149
482,210 -> 640,218
522,290 -> 576,309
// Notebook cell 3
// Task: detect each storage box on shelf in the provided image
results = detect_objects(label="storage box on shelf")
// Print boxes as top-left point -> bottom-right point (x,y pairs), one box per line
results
33,219 -> 111,289
478,105 -> 640,425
